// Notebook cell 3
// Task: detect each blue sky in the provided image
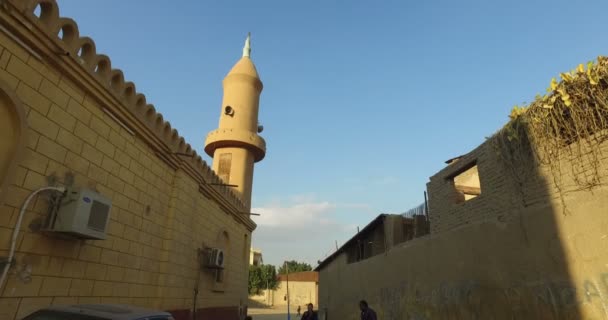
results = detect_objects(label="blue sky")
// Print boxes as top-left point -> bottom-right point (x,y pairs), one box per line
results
58,0 -> 608,267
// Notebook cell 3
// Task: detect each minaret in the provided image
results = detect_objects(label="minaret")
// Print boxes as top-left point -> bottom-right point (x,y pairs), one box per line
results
205,33 -> 266,210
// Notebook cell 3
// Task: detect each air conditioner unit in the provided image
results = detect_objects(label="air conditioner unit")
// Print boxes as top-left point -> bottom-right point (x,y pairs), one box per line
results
201,248 -> 225,269
46,188 -> 112,240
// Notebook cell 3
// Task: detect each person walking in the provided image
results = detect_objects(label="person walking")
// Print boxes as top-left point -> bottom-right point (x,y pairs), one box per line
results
359,300 -> 377,320
301,303 -> 318,320
297,305 -> 301,317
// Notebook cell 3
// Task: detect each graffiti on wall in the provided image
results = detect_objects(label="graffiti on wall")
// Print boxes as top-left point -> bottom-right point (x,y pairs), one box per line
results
371,273 -> 608,320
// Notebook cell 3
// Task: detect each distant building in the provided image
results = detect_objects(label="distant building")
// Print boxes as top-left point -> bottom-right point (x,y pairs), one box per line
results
315,214 -> 429,270
275,271 -> 319,309
250,248 -> 263,266
250,271 -> 319,309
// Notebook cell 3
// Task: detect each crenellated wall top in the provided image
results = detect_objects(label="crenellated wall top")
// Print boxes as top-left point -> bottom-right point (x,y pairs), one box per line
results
5,0 -> 254,224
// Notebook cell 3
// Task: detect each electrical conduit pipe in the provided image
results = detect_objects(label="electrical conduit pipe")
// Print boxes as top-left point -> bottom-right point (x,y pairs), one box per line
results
0,186 -> 65,290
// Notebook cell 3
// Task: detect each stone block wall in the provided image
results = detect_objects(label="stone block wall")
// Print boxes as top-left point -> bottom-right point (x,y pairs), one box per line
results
0,1 -> 254,319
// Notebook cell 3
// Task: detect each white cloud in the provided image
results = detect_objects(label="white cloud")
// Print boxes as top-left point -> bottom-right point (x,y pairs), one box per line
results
252,201 -> 336,228
250,194 -> 374,266
337,203 -> 372,210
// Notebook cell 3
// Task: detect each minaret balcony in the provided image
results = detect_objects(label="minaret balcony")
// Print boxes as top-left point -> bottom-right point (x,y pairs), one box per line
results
204,128 -> 266,162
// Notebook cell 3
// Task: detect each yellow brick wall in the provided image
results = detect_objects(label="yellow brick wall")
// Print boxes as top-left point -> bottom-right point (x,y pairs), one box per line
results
272,281 -> 318,308
0,24 -> 251,320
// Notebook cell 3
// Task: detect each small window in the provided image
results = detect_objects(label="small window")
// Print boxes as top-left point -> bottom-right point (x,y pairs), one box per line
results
218,153 -> 232,183
449,162 -> 481,203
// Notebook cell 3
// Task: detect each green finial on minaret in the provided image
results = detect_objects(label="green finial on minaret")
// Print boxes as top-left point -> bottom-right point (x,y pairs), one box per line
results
243,32 -> 251,58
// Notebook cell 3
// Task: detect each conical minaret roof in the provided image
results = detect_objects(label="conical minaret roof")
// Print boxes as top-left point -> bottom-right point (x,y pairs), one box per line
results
226,33 -> 260,79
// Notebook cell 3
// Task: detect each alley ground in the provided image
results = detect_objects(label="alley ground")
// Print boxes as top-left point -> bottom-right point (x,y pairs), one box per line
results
248,307 -> 291,320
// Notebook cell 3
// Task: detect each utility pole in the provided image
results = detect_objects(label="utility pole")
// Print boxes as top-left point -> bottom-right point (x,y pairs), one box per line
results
285,261 -> 291,320
424,191 -> 429,218
266,278 -> 269,305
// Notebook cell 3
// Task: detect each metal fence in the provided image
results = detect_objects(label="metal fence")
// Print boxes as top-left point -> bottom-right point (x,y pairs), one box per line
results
401,202 -> 427,218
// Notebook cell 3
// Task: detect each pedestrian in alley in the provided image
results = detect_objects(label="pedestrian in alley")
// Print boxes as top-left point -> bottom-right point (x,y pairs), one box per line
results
301,303 -> 318,320
359,300 -> 377,320
297,305 -> 301,316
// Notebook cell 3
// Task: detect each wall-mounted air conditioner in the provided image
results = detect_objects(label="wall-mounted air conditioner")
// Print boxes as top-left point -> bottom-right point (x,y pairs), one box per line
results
201,248 -> 225,269
46,188 -> 111,240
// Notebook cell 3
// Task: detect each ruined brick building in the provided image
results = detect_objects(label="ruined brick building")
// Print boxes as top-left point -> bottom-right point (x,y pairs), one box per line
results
316,60 -> 608,318
0,1 -> 266,319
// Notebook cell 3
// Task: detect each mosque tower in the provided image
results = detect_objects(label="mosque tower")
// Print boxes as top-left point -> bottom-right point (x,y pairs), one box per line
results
205,33 -> 266,210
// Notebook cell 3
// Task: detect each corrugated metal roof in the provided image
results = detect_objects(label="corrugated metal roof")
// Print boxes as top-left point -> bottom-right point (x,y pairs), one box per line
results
314,214 -> 387,271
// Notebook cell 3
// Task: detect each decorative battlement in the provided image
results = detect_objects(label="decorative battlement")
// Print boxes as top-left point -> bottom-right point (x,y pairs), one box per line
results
8,0 -> 251,214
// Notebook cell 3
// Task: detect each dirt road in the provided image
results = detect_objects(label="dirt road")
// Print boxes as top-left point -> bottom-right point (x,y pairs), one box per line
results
247,307 -> 292,320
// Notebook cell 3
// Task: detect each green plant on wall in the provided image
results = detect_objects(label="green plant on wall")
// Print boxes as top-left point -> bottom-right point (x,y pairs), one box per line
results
493,56 -> 608,212
278,260 -> 313,274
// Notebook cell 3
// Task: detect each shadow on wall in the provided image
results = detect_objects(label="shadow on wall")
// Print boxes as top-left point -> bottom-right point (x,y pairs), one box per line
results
318,126 -> 608,319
